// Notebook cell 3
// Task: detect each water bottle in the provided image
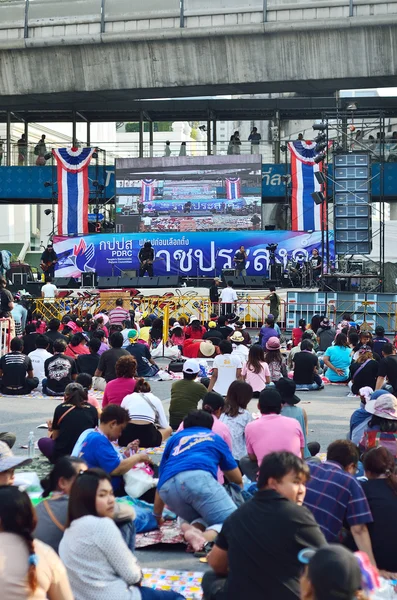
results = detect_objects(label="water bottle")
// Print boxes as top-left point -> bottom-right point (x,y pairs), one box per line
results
28,431 -> 35,458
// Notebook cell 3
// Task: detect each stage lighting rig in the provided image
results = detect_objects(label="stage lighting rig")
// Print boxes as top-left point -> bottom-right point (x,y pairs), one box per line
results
313,122 -> 327,131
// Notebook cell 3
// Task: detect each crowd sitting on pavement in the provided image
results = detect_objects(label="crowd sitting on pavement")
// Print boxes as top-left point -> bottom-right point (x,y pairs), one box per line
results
2,302 -> 397,598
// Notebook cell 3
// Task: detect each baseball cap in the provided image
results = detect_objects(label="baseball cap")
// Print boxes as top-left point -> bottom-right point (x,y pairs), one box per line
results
208,321 -> 217,329
182,359 -> 200,374
298,545 -> 362,600
0,441 -> 32,473
128,329 -> 139,341
189,315 -> 200,325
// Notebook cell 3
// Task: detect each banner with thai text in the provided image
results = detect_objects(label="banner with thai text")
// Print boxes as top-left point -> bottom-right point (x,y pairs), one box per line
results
53,231 -> 334,279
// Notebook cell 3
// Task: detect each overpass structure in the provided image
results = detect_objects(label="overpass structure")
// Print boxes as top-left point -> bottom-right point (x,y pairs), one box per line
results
1,0 -> 397,108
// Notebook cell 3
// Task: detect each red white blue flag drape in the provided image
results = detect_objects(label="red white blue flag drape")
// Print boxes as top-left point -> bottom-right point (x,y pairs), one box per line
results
288,141 -> 324,231
52,147 -> 96,235
141,179 -> 156,202
225,177 -> 241,200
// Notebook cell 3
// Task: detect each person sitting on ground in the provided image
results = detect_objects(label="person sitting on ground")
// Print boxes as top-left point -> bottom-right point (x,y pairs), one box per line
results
375,342 -> 397,393
350,345 -> 379,395
125,329 -> 159,378
22,322 -> 41,355
372,325 -> 390,356
348,387 -> 376,446
264,336 -> 288,382
137,317 -> 152,344
259,316 -> 280,350
233,320 -> 251,345
348,329 -> 360,351
220,380 -> 253,461
304,439 -> 375,564
177,392 -> 232,484
202,452 -> 326,600
76,372 -> 101,412
45,318 -> 69,353
323,332 -> 352,383
149,317 -> 163,348
185,316 -> 207,340
93,314 -> 109,337
0,337 -> 39,395
27,334 -> 52,392
316,317 -> 337,352
91,329 -> 109,356
358,392 -> 397,459
298,545 -> 367,600
169,359 -> 208,430
292,339 -> 324,391
183,339 -> 217,359
79,405 -> 151,496
108,298 -> 129,327
76,336 -> 100,376
94,332 -> 129,391
0,439 -> 32,486
230,331 -> 249,363
202,321 -> 223,345
120,319 -> 132,347
154,409 -> 242,552
287,331 -> 316,370
353,331 -> 381,362
34,457 -> 88,552
292,318 -> 307,347
216,315 -> 234,340
43,339 -> 78,396
353,447 -> 397,577
0,486 -> 74,600
120,378 -> 171,448
240,388 -> 305,482
102,355 -> 137,408
169,323 -> 185,349
64,333 -> 90,359
208,340 -> 242,396
59,469 -> 183,600
38,382 -> 98,463
242,344 -> 270,397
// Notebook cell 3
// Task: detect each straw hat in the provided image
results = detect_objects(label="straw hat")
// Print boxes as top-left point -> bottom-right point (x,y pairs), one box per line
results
200,341 -> 216,357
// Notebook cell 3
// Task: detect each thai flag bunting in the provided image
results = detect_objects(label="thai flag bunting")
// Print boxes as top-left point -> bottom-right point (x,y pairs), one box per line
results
52,147 -> 96,235
288,141 -> 325,231
225,177 -> 241,200
141,179 -> 156,202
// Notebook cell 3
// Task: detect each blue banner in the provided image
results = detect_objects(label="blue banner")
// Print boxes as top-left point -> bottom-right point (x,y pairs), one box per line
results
53,230 -> 334,278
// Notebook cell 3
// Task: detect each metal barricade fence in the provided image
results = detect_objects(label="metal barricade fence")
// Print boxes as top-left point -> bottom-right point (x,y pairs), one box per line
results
286,302 -> 337,330
0,318 -> 12,356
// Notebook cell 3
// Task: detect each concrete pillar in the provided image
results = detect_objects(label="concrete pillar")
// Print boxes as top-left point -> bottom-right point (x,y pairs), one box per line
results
273,112 -> 281,164
207,119 -> 211,155
341,115 -> 348,151
6,111 -> 11,166
212,119 -> 217,155
149,121 -> 153,157
139,114 -> 144,158
87,122 -> 91,147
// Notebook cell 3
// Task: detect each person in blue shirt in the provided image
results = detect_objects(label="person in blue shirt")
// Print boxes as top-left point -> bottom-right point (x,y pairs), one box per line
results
154,410 -> 242,552
323,333 -> 352,382
11,293 -> 27,337
79,404 -> 151,495
259,316 -> 280,350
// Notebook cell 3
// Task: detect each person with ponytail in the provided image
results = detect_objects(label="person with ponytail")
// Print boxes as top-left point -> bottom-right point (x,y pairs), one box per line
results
120,378 -> 171,448
0,485 -> 73,600
292,318 -> 307,347
34,456 -> 88,552
38,382 -> 98,462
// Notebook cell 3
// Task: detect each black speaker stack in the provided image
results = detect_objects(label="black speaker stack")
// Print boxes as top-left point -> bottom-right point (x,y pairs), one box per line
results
96,275 -> 181,289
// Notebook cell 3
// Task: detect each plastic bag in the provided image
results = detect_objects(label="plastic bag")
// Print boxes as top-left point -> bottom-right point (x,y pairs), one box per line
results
124,463 -> 158,499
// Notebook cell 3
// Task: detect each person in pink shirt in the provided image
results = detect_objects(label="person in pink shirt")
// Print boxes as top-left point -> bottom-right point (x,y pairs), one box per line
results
76,372 -> 101,414
240,388 -> 305,481
242,344 -> 271,398
102,355 -> 137,408
64,333 -> 90,359
177,391 -> 232,484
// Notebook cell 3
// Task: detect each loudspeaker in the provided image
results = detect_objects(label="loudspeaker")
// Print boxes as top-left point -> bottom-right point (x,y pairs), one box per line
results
311,191 -> 325,205
243,276 -> 264,288
54,277 -> 79,289
269,264 -> 282,281
226,276 -> 245,287
97,277 -> 120,289
137,277 -> 159,287
117,277 -> 140,288
222,269 -> 236,278
12,273 -> 28,286
157,276 -> 180,287
81,272 -> 97,287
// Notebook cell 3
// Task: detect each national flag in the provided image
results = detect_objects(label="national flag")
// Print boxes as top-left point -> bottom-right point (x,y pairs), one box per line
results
225,177 -> 241,200
52,147 -> 96,235
288,141 -> 325,231
141,179 -> 156,202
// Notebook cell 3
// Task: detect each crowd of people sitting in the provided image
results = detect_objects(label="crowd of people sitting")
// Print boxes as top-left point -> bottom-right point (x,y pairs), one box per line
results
2,300 -> 397,599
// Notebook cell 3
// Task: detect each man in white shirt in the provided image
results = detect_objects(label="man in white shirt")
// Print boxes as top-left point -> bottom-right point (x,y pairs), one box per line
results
28,334 -> 52,391
230,331 -> 249,363
208,339 -> 242,396
41,276 -> 58,299
220,280 -> 238,316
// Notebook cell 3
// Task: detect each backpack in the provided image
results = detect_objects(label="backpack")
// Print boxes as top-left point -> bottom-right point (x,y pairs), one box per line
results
34,144 -> 40,156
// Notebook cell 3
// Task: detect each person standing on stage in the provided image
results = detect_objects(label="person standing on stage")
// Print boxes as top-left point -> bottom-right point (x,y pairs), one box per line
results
220,281 -> 238,316
310,248 -> 322,284
40,242 -> 58,280
209,277 -> 222,313
138,241 -> 155,277
234,246 -> 247,276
